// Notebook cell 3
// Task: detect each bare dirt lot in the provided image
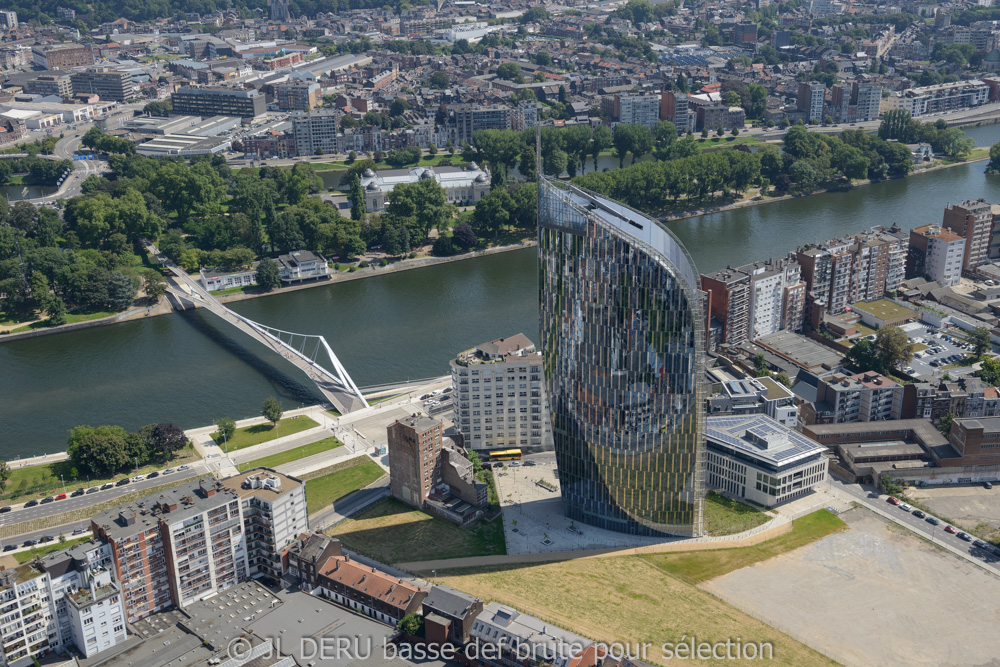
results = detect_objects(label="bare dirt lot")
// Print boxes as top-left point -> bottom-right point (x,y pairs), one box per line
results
908,485 -> 1000,540
702,508 -> 1000,667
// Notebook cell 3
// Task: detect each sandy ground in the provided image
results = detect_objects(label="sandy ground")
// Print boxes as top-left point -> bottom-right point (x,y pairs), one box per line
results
703,508 -> 1000,667
908,485 -> 1000,528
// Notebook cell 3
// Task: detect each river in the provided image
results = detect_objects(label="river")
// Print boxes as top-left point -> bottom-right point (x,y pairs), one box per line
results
2,123 -> 1000,458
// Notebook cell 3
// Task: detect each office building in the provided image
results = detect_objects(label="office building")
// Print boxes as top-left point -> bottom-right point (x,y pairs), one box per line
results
539,178 -> 705,537
388,415 -> 445,506
708,376 -> 799,427
0,11 -> 17,29
23,74 -> 72,99
942,198 -> 995,271
91,478 -> 248,622
31,44 -> 94,70
615,93 -> 661,128
450,104 -> 511,144
171,87 -> 265,121
222,469 -> 308,583
274,81 -> 319,111
660,90 -> 689,131
70,67 -> 136,102
797,82 -> 826,122
704,415 -> 828,506
808,371 -> 903,424
907,224 -> 965,286
450,334 -> 549,452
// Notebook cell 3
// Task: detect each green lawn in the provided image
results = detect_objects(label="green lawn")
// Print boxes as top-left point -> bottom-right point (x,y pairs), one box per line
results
311,153 -> 464,172
329,497 -> 506,563
211,416 -> 319,450
702,490 -> 770,536
696,135 -> 764,151
14,536 -> 92,563
10,308 -> 116,333
0,311 -> 35,327
640,509 -> 847,585
304,458 -> 386,514
242,436 -> 342,470
210,284 -> 258,296
0,444 -> 201,503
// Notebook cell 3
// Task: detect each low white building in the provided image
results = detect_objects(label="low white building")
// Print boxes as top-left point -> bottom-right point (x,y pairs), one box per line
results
360,164 -> 491,212
705,414 -> 829,506
199,265 -> 257,292
276,250 -> 330,283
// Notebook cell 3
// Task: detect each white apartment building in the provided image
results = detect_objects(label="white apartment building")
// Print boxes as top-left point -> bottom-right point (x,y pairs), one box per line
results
814,371 -> 903,423
903,79 -> 990,116
853,82 -> 882,122
451,334 -> 551,452
909,224 -> 965,287
223,469 -> 309,582
0,563 -> 58,667
705,415 -> 829,506
746,258 -> 805,339
616,93 -> 660,129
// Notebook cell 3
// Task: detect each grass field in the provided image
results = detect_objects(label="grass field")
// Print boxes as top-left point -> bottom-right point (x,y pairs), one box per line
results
437,540 -> 838,667
329,497 -> 506,563
304,458 -> 386,514
640,510 -> 847,585
211,416 -> 319,450
703,491 -> 770,536
242,436 -> 342,471
0,444 -> 201,503
14,536 -> 92,563
10,308 -> 116,332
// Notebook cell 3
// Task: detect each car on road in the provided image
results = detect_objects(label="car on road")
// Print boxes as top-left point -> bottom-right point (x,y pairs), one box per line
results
957,531 -> 974,542
509,461 -> 520,467
101,483 -> 114,490
72,527 -> 87,535
898,503 -> 913,511
178,465 -> 190,471
147,471 -> 159,479
39,536 -> 53,543
132,475 -> 145,483
0,506 -> 10,513
973,539 -> 989,549
86,487 -> 99,494
71,489 -> 85,497
115,478 -> 130,487
524,460 -> 537,466
55,493 -> 67,501
945,524 -> 957,534
912,509 -> 926,519
41,496 -> 55,504
985,481 -> 993,489
24,499 -> 38,507
22,539 -> 37,547
886,496 -> 900,505
2,545 -> 17,552
163,468 -> 176,475
925,516 -> 940,526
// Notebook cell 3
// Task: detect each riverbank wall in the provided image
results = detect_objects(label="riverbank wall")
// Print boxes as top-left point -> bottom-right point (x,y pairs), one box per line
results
0,240 -> 537,343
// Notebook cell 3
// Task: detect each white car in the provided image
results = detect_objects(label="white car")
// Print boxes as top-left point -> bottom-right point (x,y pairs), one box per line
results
898,503 -> 913,511
132,475 -> 145,483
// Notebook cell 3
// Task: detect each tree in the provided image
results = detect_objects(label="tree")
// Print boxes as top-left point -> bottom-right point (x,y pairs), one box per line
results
970,326 -> 992,359
429,71 -> 450,89
147,423 -> 188,459
876,325 -> 914,372
215,417 -> 236,446
591,125 -> 612,172
339,115 -> 359,130
452,222 -> 477,250
67,425 -> 130,476
106,270 -> 137,311
428,143 -> 438,156
349,176 -> 367,223
978,356 -> 1000,386
473,188 -> 513,240
0,460 -> 8,494
255,257 -> 281,291
398,613 -> 424,637
495,62 -> 524,83
753,353 -> 768,377
988,141 -> 1000,175
536,51 -> 553,67
386,179 -> 451,239
847,338 -> 885,374
389,98 -> 409,117
262,396 -> 283,428
774,372 -> 792,388
938,412 -> 955,436
143,272 -> 167,303
731,127 -> 740,137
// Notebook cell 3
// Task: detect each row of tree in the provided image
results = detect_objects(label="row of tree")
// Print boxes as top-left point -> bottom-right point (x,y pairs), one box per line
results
67,422 -> 188,477
878,110 -> 976,159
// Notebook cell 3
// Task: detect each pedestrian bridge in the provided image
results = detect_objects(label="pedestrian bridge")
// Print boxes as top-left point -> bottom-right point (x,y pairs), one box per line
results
146,244 -> 369,414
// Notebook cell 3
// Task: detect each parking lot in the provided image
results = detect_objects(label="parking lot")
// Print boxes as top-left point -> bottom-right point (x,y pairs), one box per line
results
896,322 -> 978,379
907,484 -> 1000,543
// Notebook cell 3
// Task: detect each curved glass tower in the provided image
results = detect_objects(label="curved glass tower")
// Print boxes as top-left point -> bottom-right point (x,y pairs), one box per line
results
538,178 -> 705,537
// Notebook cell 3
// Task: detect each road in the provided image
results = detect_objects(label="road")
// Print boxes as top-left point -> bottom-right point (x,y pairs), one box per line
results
0,468 -> 202,527
831,477 -> 1000,575
309,477 -> 390,531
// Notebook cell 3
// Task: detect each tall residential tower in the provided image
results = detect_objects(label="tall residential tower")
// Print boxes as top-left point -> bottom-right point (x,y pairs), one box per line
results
538,178 -> 705,537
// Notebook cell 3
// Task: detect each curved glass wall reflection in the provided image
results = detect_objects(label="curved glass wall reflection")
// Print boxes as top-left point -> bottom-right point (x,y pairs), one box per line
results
538,178 -> 705,537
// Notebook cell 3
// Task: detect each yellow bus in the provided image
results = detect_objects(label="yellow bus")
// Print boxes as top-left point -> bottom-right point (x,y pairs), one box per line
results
488,448 -> 522,461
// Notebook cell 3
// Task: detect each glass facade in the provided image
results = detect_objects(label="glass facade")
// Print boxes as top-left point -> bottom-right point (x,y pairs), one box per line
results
538,178 -> 705,537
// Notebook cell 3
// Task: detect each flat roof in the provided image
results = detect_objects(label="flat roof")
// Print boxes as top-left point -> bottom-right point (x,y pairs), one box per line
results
221,467 -> 303,502
756,330 -> 844,371
706,415 -> 825,467
849,299 -> 917,321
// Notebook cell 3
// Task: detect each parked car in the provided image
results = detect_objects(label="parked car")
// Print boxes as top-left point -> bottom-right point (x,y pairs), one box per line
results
54,493 -> 67,501
925,516 -> 940,526
0,506 -> 11,513
86,487 -> 99,494
973,539 -> 989,549
2,544 -> 17,552
163,468 -> 176,475
178,465 -> 190,471
115,478 -> 130,487
945,525 -> 958,534
40,496 -> 55,504
509,461 -> 520,467
985,481 -> 993,489
524,460 -> 537,466
100,483 -> 114,490
886,496 -> 900,505
147,471 -> 159,479
22,539 -> 37,547
71,488 -> 85,497
898,503 -> 913,511
24,499 -> 38,508
72,528 -> 87,535
957,531 -> 973,542
132,475 -> 145,483
38,535 -> 53,543
912,509 -> 926,519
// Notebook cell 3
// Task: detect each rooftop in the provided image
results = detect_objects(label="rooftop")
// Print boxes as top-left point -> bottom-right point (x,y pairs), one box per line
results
705,414 -> 826,468
94,479 -> 240,542
422,584 -> 480,619
454,333 -> 540,366
848,299 -> 917,322
756,330 -> 844,372
221,467 -> 303,501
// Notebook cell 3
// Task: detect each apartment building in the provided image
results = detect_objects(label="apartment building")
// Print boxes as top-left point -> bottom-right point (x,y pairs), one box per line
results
660,90 -> 690,131
702,267 -> 751,346
907,224 -> 965,286
292,110 -> 339,156
852,81 -> 882,122
942,198 -> 995,272
450,334 -> 549,452
92,479 -> 248,621
69,67 -> 136,103
0,560 -> 59,667
732,22 -> 758,45
450,104 -> 511,144
705,415 -> 828,506
23,74 -> 72,99
274,81 -> 319,111
171,87 -> 265,120
511,101 -> 539,131
40,541 -> 127,659
614,93 -> 660,128
0,11 -> 17,29
388,415 -> 444,507
903,80 -> 989,116
314,554 -> 426,625
744,257 -> 806,339
222,469 -> 308,582
796,81 -> 825,122
809,371 -> 903,424
31,44 -> 94,70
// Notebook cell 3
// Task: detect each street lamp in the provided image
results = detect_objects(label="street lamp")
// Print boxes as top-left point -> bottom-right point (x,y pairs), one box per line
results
60,475 -> 66,493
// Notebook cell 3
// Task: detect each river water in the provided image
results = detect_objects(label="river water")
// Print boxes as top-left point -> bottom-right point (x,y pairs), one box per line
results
2,123 -> 1000,458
